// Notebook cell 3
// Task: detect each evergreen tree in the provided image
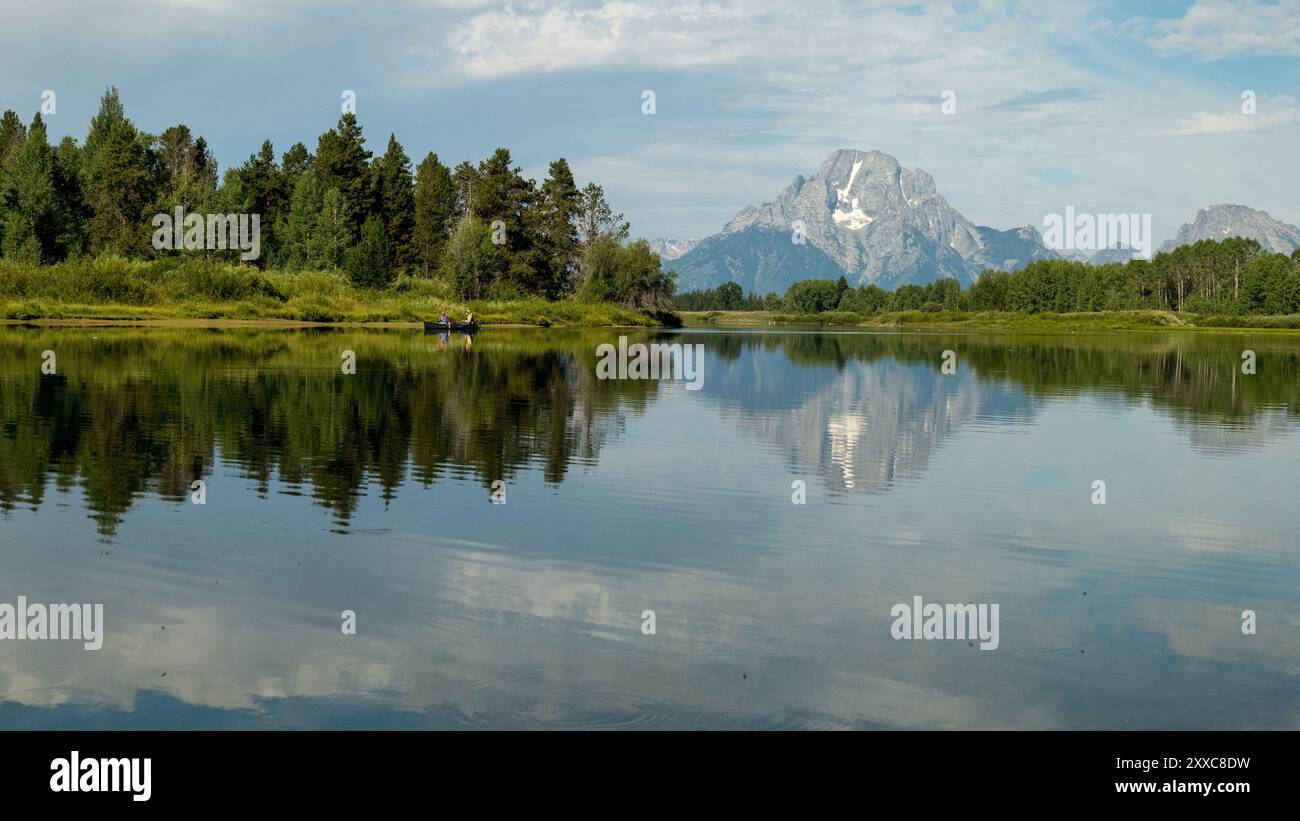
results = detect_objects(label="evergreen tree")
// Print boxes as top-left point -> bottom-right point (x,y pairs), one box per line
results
413,152 -> 453,276
51,136 -> 87,259
2,113 -> 59,263
81,88 -> 127,187
282,142 -> 312,178
576,182 -> 629,249
314,113 -> 373,239
84,91 -> 154,256
451,160 -> 479,221
153,125 -> 216,213
536,158 -> 580,297
307,187 -> 350,269
575,183 -> 628,292
376,134 -> 416,271
224,140 -> 285,265
344,214 -> 393,287
473,148 -> 541,294
0,110 -> 25,164
0,109 -> 29,251
273,142 -> 313,268
280,173 -> 322,270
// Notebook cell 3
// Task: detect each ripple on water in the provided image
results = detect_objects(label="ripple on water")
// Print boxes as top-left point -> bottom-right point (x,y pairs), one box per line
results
453,672 -> 692,729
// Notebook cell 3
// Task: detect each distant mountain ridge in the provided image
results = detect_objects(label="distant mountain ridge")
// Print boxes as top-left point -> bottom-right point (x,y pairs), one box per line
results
646,238 -> 698,261
670,149 -> 1054,294
658,152 -> 1300,296
1159,204 -> 1300,255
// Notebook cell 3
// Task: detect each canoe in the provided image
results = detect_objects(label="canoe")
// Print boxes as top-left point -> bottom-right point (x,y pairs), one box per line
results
423,321 -> 481,334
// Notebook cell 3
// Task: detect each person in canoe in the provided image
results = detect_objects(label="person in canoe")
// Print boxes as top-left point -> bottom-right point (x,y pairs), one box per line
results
465,309 -> 474,324
439,309 -> 450,326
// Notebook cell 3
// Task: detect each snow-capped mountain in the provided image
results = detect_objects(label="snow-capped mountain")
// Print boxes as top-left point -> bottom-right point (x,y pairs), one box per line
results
646,238 -> 698,261
1160,205 -> 1300,255
671,149 -> 1054,294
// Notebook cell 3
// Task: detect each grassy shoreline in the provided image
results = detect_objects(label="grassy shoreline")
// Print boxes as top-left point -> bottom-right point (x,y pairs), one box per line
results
0,257 -> 674,327
682,309 -> 1300,334
0,298 -> 672,327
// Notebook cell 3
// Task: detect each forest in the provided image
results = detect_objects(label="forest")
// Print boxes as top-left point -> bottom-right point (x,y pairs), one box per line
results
0,88 -> 676,313
676,237 -> 1300,318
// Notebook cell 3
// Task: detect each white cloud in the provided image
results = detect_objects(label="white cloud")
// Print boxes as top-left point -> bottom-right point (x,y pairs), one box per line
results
1146,0 -> 1300,60
4,0 -> 1296,239
896,101 -> 939,118
1163,95 -> 1300,135
439,1 -> 754,80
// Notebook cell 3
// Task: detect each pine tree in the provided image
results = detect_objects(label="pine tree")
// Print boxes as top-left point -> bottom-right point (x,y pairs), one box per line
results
537,158 -> 580,297
344,214 -> 393,287
282,142 -> 312,178
281,173 -> 322,271
307,186 -> 350,269
84,90 -> 154,256
451,160 -> 479,221
0,110 -> 25,164
0,109 -> 29,251
376,134 -> 415,271
153,125 -> 216,213
314,113 -> 373,240
576,183 -> 629,250
52,136 -> 86,259
473,148 -> 540,294
575,183 -> 629,292
82,88 -> 127,187
413,152 -> 453,276
224,141 -> 285,265
2,113 -> 59,263
272,143 -> 313,268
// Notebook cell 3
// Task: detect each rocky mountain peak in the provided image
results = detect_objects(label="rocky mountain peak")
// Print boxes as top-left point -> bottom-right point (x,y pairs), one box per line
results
677,148 -> 1050,294
1161,204 -> 1300,255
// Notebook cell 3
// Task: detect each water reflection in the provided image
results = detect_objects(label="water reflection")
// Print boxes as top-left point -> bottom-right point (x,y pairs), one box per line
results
1,326 -> 1298,729
4,328 -> 1298,534
699,331 -> 1300,493
1,328 -> 659,535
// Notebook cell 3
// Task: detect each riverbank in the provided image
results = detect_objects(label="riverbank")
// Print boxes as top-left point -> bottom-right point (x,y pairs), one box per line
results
1,299 -> 672,328
0,257 -> 674,327
681,309 -> 1300,333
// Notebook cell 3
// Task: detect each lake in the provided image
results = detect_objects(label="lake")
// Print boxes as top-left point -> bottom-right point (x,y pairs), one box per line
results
1,325 -> 1297,729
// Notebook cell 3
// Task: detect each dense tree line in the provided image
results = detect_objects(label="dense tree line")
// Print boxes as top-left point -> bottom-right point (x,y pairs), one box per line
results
673,280 -> 781,311
0,89 -> 675,309
675,238 -> 1300,316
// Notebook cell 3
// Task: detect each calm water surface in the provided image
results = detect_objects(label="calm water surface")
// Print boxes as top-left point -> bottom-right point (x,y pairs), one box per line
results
1,326 -> 1297,729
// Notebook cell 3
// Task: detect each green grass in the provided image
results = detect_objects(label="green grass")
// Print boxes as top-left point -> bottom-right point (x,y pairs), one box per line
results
0,256 -> 674,326
682,308 -> 1300,333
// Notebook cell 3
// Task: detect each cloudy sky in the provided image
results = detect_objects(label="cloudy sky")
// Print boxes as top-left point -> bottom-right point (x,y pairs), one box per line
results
2,0 -> 1297,242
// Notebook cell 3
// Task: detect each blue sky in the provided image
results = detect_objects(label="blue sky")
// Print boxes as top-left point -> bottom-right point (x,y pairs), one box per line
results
1,0 -> 1297,243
